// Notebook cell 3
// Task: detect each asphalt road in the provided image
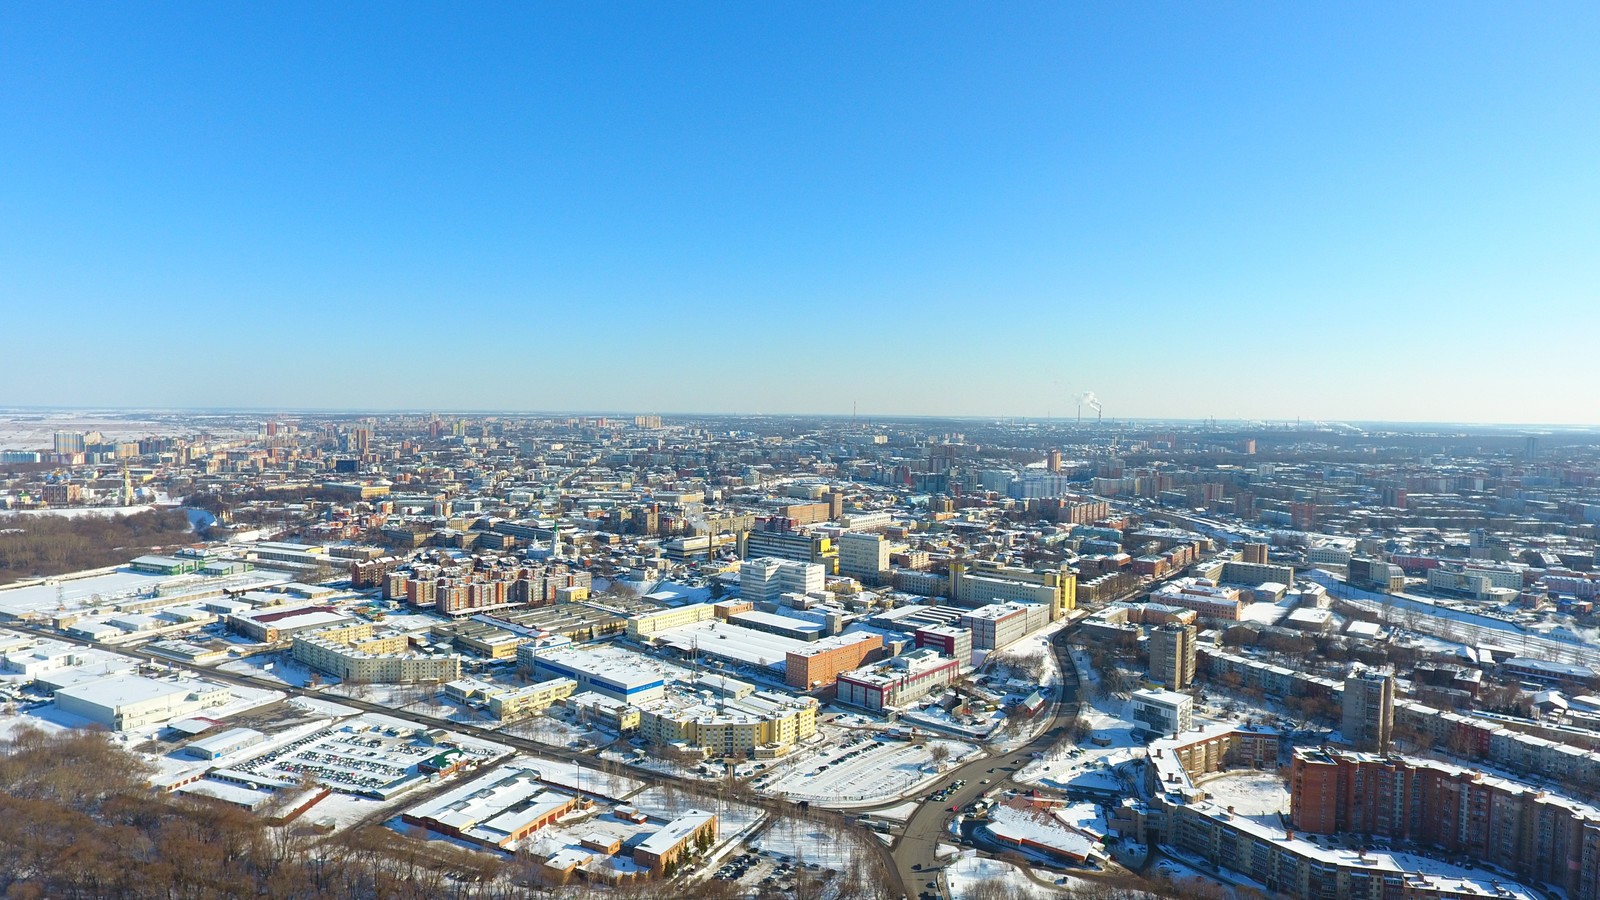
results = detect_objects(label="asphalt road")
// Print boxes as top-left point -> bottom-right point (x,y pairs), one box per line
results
886,623 -> 1083,899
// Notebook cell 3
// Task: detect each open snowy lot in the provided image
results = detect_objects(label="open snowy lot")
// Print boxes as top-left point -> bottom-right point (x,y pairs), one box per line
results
945,855 -> 1058,898
1197,772 -> 1289,825
1017,691 -> 1143,793
749,817 -> 874,872
755,734 -> 978,806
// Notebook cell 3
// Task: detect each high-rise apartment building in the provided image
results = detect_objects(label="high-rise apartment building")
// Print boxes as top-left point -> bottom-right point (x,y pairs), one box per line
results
1289,747 -> 1600,900
1342,670 -> 1395,753
838,532 -> 890,585
1148,622 -> 1198,690
739,557 -> 824,603
1241,543 -> 1269,565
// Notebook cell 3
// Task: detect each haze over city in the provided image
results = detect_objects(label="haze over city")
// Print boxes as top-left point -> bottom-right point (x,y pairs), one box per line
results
3,4 -> 1598,423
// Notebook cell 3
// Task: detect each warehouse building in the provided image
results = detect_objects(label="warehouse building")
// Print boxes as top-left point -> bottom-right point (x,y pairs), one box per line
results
401,766 -> 579,849
184,727 -> 267,760
518,645 -> 669,705
55,675 -> 231,731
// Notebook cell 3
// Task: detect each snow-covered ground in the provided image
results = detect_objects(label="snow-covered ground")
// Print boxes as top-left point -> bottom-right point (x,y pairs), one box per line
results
870,801 -> 919,822
903,703 -> 1005,740
288,696 -> 361,718
500,710 -> 597,746
1017,683 -> 1144,793
1053,800 -> 1111,839
750,817 -> 873,872
945,855 -> 1058,898
987,623 -> 1065,690
755,734 -> 979,806
1196,772 -> 1289,826
219,653 -> 323,689
0,709 -> 71,740
525,756 -> 645,800
306,791 -> 412,832
1152,854 -> 1256,899
0,504 -> 160,519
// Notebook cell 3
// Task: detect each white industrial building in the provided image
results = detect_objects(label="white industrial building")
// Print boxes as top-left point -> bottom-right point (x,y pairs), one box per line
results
960,601 -> 1049,650
185,726 -> 267,759
54,674 -> 231,731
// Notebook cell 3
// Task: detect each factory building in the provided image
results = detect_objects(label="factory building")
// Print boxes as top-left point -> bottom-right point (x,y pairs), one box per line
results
836,648 -> 961,711
55,675 -> 231,731
959,601 -> 1049,651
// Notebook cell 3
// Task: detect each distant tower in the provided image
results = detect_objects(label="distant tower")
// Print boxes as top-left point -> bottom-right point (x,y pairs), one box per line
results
1524,435 -> 1539,462
1046,449 -> 1062,473
120,461 -> 135,507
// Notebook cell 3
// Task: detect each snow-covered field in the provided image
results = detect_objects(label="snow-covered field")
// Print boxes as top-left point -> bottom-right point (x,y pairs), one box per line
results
903,703 -> 1005,739
750,817 -> 871,872
1152,854 -> 1254,900
219,654 -> 323,689
526,756 -> 645,800
945,855 -> 1058,898
871,801 -> 919,822
0,504 -> 161,519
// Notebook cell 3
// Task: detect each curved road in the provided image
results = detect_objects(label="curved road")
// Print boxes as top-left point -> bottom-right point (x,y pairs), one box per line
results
888,623 -> 1083,899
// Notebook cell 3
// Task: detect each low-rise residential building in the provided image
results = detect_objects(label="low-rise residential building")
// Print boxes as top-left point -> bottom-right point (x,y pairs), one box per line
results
638,690 -> 817,757
1129,688 -> 1193,737
292,622 -> 461,683
632,810 -> 717,876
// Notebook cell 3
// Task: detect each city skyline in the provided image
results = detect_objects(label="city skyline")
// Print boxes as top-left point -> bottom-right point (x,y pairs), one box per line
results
3,4 -> 1598,422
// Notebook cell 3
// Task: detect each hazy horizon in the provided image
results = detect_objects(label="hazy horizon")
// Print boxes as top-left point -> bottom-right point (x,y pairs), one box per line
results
2,404 -> 1598,433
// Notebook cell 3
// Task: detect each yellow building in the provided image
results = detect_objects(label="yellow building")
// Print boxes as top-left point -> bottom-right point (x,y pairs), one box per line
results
638,690 -> 817,758
626,603 -> 716,639
487,678 -> 578,720
292,622 -> 461,683
951,560 -> 1076,619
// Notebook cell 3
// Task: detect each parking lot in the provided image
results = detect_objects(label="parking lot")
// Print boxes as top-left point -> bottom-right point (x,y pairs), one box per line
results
754,734 -> 976,805
223,714 -> 507,797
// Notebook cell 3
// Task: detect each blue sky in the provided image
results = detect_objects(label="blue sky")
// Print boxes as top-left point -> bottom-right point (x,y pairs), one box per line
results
2,3 -> 1596,423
